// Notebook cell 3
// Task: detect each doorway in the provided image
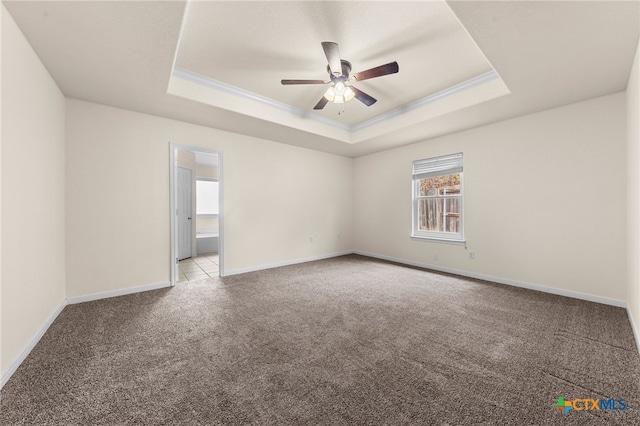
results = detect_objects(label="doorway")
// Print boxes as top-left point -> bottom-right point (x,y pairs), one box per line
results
170,143 -> 224,285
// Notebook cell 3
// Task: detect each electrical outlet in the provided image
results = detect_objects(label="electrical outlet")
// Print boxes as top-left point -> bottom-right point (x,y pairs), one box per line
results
468,251 -> 475,260
433,253 -> 439,261
309,236 -> 314,243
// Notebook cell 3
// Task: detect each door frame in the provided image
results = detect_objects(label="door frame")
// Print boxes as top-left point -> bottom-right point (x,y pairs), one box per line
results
170,142 -> 225,286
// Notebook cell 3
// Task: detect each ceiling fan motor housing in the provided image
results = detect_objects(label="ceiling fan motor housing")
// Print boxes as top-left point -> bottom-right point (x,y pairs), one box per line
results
328,60 -> 352,82
281,42 -> 397,109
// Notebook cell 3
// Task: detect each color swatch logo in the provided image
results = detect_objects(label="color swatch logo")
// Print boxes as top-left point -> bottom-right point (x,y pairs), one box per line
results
554,397 -> 573,414
554,397 -> 626,414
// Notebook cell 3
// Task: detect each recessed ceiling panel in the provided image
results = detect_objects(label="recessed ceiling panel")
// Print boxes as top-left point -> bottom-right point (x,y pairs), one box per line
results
174,0 -> 501,128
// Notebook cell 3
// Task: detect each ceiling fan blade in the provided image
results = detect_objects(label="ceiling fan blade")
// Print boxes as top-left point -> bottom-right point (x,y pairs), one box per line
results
281,79 -> 326,85
322,41 -> 342,77
351,86 -> 377,106
352,61 -> 399,81
313,96 -> 329,110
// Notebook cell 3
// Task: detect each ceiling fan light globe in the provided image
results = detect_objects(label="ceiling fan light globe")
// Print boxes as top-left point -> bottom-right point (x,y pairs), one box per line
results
324,87 -> 336,101
334,81 -> 345,94
344,87 -> 355,101
334,95 -> 345,104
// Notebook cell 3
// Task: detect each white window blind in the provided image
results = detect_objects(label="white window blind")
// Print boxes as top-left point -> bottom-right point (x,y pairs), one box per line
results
412,153 -> 463,180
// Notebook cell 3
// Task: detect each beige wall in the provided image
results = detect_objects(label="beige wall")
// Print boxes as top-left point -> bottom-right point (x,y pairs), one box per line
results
354,93 -> 627,302
197,216 -> 218,233
65,99 -> 353,296
627,38 -> 640,345
196,163 -> 217,179
1,6 -> 66,375
177,149 -> 196,168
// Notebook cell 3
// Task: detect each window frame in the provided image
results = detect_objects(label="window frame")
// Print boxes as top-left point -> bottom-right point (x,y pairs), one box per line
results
411,153 -> 465,244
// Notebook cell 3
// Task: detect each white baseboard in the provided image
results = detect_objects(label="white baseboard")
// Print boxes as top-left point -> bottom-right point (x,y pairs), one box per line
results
627,304 -> 640,354
223,251 -> 353,277
3,253 -> 637,392
66,281 -> 171,305
1,299 -> 66,389
1,280 -> 173,391
354,250 -> 627,308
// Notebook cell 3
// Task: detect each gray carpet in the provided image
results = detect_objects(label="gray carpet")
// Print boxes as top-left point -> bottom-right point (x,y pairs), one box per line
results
1,254 -> 639,425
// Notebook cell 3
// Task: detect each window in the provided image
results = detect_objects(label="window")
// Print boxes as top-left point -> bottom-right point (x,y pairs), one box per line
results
196,180 -> 219,215
412,153 -> 464,242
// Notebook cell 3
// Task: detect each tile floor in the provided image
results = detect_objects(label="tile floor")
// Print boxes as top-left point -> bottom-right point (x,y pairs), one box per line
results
178,253 -> 219,282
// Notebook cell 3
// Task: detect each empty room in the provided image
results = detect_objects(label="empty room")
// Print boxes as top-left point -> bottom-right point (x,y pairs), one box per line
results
1,0 -> 639,424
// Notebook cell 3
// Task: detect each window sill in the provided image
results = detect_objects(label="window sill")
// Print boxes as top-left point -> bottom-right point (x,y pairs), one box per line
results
410,235 -> 466,246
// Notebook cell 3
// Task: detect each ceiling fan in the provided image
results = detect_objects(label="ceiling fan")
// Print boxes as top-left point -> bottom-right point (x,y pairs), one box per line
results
281,42 -> 399,110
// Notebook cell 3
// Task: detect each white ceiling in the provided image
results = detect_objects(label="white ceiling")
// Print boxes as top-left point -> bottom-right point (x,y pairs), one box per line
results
4,1 -> 639,157
175,1 -> 497,126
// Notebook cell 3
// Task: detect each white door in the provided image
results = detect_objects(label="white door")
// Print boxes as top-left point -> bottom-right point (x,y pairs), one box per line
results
177,167 -> 192,260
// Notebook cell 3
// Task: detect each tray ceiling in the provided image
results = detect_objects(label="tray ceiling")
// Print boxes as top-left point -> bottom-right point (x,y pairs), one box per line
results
3,1 -> 638,156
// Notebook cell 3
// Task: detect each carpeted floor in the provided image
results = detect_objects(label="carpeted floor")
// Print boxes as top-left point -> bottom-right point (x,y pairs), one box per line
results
1,254 -> 639,425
